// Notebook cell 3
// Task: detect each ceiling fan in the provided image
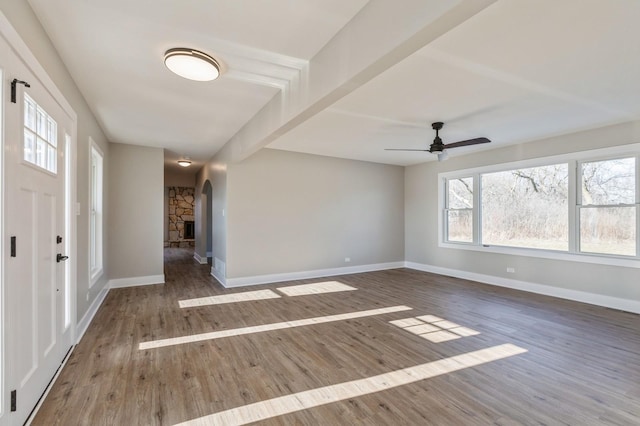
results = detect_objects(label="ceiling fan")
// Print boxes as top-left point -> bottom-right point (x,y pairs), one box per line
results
385,122 -> 490,161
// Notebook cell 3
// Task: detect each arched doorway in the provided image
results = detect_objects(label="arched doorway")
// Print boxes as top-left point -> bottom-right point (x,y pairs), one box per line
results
202,179 -> 213,261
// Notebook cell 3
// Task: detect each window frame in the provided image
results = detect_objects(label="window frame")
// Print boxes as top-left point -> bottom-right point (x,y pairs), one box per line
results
444,176 -> 476,244
439,143 -> 640,268
23,93 -> 58,174
89,138 -> 104,285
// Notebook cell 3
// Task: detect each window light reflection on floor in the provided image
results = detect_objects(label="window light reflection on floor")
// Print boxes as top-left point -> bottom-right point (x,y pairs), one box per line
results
178,281 -> 357,309
173,344 -> 527,426
139,305 -> 412,350
390,315 -> 481,343
179,289 -> 281,308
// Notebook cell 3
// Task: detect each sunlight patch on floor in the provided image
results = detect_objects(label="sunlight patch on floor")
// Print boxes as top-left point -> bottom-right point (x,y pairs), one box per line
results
139,305 -> 412,350
178,281 -> 357,309
173,344 -> 527,426
390,315 -> 481,343
276,281 -> 357,297
179,289 -> 281,308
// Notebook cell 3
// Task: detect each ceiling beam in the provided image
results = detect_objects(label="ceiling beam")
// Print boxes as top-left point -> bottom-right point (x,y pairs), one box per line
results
215,0 -> 498,164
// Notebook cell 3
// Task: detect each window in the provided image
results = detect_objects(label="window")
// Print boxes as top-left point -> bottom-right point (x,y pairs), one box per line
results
90,140 -> 104,283
482,164 -> 568,250
445,177 -> 474,242
579,157 -> 636,256
441,145 -> 640,264
24,94 -> 57,173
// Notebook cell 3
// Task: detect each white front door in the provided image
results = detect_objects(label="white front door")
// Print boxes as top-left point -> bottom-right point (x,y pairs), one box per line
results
1,30 -> 73,425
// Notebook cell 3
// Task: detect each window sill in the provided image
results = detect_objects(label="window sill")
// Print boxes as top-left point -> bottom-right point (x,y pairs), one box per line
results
438,242 -> 640,269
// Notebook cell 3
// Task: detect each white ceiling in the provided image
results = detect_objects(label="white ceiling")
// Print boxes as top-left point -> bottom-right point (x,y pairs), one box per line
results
270,0 -> 640,165
29,0 -> 640,169
27,0 -> 369,171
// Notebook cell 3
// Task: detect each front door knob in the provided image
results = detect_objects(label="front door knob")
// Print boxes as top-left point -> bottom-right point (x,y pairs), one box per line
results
56,254 -> 69,263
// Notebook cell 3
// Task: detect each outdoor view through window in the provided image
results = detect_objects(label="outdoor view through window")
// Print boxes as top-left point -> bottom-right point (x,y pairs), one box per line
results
445,156 -> 637,257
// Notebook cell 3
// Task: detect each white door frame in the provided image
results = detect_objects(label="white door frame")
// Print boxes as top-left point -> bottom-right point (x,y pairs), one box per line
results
0,10 -> 78,422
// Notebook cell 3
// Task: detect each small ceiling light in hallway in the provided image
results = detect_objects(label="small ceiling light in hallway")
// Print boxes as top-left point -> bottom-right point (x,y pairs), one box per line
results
164,48 -> 220,81
177,159 -> 192,167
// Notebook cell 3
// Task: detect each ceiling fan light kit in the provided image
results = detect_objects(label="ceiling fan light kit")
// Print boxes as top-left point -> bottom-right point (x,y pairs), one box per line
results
385,121 -> 490,161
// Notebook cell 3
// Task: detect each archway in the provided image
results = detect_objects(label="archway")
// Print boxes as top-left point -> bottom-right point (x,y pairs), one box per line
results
202,179 -> 213,261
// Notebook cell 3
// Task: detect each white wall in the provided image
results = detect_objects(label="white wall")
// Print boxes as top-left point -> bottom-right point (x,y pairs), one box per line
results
406,120 -> 640,305
226,149 -> 405,278
0,0 -> 110,320
108,143 -> 164,280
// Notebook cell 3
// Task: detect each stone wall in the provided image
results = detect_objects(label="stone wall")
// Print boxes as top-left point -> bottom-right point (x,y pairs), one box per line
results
168,186 -> 195,248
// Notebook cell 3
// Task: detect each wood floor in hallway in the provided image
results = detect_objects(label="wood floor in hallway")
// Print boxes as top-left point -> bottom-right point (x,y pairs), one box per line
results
33,248 -> 640,425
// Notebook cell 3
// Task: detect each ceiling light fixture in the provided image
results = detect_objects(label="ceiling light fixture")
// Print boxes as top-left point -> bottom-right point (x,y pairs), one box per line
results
164,48 -> 220,81
177,159 -> 192,167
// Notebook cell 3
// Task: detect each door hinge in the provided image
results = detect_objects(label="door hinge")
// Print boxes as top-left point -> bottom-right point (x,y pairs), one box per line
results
10,236 -> 16,257
11,389 -> 16,412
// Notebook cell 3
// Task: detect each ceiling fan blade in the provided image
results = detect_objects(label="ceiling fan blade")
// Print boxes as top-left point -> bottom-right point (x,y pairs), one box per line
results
443,137 -> 490,149
384,148 -> 429,151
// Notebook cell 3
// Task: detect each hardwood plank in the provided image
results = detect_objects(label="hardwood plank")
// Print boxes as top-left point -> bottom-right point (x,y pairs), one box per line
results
32,248 -> 640,425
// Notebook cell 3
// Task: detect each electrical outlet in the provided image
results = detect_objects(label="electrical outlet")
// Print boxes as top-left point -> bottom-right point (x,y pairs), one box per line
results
506,267 -> 515,273
345,257 -> 351,263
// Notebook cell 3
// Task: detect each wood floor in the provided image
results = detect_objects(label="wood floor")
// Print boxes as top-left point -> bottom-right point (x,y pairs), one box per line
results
33,248 -> 640,425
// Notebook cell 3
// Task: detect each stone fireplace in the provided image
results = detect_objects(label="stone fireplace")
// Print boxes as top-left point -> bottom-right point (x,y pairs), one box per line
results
168,186 -> 195,248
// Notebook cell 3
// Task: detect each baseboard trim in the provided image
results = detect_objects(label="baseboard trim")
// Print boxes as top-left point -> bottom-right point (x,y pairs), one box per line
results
193,252 -> 208,265
211,267 -> 226,286
76,283 -> 109,343
405,261 -> 640,314
224,261 -> 405,288
108,274 -> 165,289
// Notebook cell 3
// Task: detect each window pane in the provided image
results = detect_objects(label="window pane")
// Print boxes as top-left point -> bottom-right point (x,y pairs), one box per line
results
37,107 -> 47,137
447,209 -> 472,242
48,118 -> 57,147
581,158 -> 635,205
580,206 -> 636,256
24,130 -> 35,164
23,95 -> 58,174
482,164 -> 569,250
24,97 -> 36,130
448,177 -> 473,209
36,138 -> 46,168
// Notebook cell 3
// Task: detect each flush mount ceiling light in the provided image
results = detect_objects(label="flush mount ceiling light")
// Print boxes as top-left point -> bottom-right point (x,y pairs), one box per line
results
164,48 -> 220,81
177,159 -> 192,167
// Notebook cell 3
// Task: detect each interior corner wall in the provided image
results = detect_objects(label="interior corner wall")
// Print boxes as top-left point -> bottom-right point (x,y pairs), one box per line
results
0,0 -> 110,321
226,148 -> 405,279
108,143 -> 163,280
405,120 -> 640,304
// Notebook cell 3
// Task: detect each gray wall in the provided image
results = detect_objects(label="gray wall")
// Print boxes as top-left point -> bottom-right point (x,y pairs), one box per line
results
0,1 -> 110,320
195,150 -> 229,274
108,144 -> 164,279
406,120 -> 640,303
164,168 -> 195,187
226,149 -> 405,278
